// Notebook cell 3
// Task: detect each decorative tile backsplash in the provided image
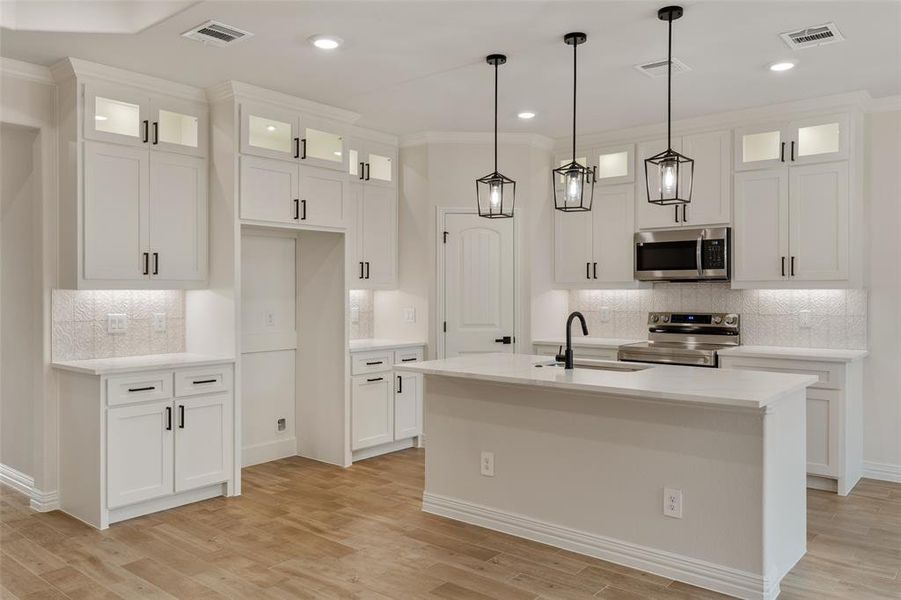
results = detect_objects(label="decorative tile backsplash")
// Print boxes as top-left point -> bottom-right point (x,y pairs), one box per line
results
52,290 -> 185,361
569,285 -> 867,350
349,289 -> 374,340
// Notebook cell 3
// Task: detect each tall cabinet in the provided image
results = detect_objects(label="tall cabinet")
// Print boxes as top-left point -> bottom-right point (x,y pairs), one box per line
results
53,59 -> 209,289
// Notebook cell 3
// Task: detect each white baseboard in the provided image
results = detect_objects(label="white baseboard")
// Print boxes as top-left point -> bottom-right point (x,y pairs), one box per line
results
352,437 -> 414,463
0,463 -> 61,512
242,437 -> 297,467
863,461 -> 901,483
422,492 -> 779,600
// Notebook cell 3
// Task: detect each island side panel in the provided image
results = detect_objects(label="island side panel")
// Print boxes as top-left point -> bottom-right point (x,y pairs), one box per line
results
422,375 -> 767,577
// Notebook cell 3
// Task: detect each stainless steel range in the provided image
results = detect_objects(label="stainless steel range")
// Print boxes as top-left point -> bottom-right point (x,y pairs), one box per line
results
617,312 -> 740,368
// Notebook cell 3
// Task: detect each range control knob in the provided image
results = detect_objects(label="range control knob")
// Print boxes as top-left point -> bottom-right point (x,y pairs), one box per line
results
725,314 -> 737,325
713,315 -> 723,325
650,314 -> 660,323
662,315 -> 670,323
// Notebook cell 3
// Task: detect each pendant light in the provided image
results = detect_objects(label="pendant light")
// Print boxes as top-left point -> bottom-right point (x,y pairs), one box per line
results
645,5 -> 693,206
553,32 -> 594,212
476,54 -> 515,218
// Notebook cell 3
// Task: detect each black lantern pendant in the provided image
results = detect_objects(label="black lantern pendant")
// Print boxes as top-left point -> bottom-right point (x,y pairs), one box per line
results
476,54 -> 515,218
554,32 -> 594,212
645,6 -> 693,206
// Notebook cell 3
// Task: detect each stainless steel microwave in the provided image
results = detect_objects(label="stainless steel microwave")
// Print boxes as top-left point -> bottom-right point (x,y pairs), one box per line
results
634,227 -> 730,282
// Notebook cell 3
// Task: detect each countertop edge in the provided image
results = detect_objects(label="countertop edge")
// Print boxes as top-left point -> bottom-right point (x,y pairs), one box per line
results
718,346 -> 869,362
348,340 -> 427,353
51,355 -> 236,376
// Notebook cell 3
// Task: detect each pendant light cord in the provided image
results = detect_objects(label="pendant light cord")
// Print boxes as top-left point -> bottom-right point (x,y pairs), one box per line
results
494,60 -> 498,172
572,40 -> 577,161
667,15 -> 672,150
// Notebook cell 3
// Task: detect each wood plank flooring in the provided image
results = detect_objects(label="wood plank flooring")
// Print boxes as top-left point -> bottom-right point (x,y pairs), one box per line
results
1,448 -> 899,599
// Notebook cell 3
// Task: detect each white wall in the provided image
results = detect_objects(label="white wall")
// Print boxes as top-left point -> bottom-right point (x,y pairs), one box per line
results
374,136 -> 555,357
863,109 -> 901,475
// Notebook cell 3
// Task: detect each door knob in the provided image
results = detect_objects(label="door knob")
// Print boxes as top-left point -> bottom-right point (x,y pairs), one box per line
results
494,336 -> 512,344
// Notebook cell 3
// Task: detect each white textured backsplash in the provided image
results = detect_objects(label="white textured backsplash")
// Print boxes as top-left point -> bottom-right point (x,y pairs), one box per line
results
52,290 -> 185,361
569,284 -> 867,350
349,289 -> 374,340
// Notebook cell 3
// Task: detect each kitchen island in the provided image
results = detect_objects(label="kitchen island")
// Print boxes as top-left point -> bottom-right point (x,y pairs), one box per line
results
401,353 -> 818,600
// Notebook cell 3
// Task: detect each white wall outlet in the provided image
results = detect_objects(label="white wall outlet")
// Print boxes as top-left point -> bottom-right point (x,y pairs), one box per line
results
799,309 -> 812,328
152,312 -> 166,333
106,313 -> 128,334
403,306 -> 416,323
663,487 -> 683,519
350,306 -> 360,323
480,451 -> 495,477
265,310 -> 275,327
600,306 -> 611,322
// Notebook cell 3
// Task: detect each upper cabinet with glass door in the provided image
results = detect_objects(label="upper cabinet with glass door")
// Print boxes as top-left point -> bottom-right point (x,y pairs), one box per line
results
349,140 -> 397,187
734,113 -> 848,171
593,144 -> 634,185
240,102 -> 347,172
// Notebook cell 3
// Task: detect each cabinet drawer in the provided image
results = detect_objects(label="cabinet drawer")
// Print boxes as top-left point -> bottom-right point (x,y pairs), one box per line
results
107,371 -> 173,406
719,357 -> 844,390
351,351 -> 392,376
175,365 -> 233,397
394,347 -> 424,366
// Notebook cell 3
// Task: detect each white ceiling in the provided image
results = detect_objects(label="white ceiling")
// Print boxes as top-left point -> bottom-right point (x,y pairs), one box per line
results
1,1 -> 899,137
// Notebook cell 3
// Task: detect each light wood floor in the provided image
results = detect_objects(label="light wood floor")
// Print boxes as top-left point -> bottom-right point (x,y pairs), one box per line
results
1,449 -> 899,599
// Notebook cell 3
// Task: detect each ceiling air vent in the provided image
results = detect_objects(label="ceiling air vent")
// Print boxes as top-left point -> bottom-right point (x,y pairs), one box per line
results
182,20 -> 253,47
634,57 -> 691,79
780,22 -> 844,50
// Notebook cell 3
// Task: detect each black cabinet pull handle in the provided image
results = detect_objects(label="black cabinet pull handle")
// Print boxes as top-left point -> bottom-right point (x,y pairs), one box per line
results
152,122 -> 159,145
365,361 -> 383,366
781,256 -> 786,277
365,261 -> 370,279
591,165 -> 598,183
193,379 -> 217,385
300,138 -> 307,159
401,357 -> 417,362
593,262 -> 598,279
165,406 -> 172,431
682,204 -> 687,223
294,137 -> 300,158
128,386 -> 155,392
359,162 -> 365,180
365,163 -> 371,181
293,199 -> 299,220
674,206 -> 679,223
359,261 -> 365,279
780,142 -> 785,162
366,377 -> 383,383
178,405 -> 185,429
791,140 -> 796,161
791,256 -> 796,277
142,120 -> 149,143
300,199 -> 307,220
142,252 -> 149,275
152,252 -> 159,275
397,375 -> 402,394
585,262 -> 590,279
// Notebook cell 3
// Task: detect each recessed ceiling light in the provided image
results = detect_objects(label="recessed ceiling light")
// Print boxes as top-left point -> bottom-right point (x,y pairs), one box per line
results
309,35 -> 342,50
95,115 -> 108,121
266,125 -> 276,132
517,111 -> 536,120
769,60 -> 797,72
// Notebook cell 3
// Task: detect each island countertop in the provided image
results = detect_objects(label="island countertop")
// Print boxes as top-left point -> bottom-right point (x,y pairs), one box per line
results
401,353 -> 818,410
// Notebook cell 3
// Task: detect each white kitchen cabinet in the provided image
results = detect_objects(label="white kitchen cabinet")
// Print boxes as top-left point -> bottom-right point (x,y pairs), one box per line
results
150,96 -> 207,157
735,114 -> 848,171
593,144 -> 634,185
298,165 -> 347,228
733,162 -> 849,285
175,393 -> 232,492
351,374 -> 394,451
299,115 -> 348,172
239,155 -> 299,224
394,371 -> 422,440
107,399 -> 174,509
352,183 -> 397,287
553,184 -> 635,286
353,140 -> 397,187
635,138 -> 684,229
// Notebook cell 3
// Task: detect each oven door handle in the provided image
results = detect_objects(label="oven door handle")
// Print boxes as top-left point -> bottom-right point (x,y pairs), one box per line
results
696,233 -> 704,277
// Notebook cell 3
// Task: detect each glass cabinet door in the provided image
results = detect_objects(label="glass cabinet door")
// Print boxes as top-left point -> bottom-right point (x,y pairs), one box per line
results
84,84 -> 150,147
298,116 -> 347,172
593,144 -> 634,185
789,114 -> 849,165
362,142 -> 397,187
734,123 -> 788,171
240,102 -> 299,161
150,97 -> 207,157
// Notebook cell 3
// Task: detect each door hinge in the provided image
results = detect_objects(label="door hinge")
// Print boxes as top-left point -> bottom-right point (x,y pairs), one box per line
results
443,231 -> 448,244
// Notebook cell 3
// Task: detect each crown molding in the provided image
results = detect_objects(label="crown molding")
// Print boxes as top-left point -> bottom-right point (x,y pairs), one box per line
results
400,131 -> 555,151
205,80 -> 361,124
50,57 -> 206,103
553,90 -> 874,153
867,95 -> 901,114
0,57 -> 53,85
344,123 -> 398,147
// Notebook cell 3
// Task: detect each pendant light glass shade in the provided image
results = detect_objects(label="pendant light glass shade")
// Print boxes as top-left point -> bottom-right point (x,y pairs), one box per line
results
554,32 -> 594,212
476,54 -> 515,218
645,6 -> 693,206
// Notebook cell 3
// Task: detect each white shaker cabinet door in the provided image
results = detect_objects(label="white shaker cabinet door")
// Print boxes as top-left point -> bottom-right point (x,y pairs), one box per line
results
394,372 -> 422,440
297,165 -> 347,228
360,185 -> 397,287
680,130 -> 731,226
592,184 -> 635,283
107,400 -> 173,508
553,210 -> 593,284
175,393 -> 231,492
789,161 -> 849,282
149,152 -> 207,281
83,141 -> 149,281
733,169 -> 789,283
239,155 -> 299,224
351,375 -> 393,451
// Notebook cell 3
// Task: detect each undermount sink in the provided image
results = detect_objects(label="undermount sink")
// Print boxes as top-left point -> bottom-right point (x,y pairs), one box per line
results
536,360 -> 649,373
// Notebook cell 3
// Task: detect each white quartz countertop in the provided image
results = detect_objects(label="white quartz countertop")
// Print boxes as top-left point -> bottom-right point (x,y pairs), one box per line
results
718,346 -> 868,362
51,353 -> 235,376
349,339 -> 427,353
532,337 -> 642,349
401,353 -> 818,410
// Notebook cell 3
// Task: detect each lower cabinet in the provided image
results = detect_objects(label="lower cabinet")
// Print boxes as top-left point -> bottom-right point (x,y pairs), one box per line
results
107,400 -> 174,508
350,346 -> 424,457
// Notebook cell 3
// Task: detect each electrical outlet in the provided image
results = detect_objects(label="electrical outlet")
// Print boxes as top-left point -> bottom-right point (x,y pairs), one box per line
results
152,312 -> 166,333
480,451 -> 495,477
265,310 -> 275,327
403,307 -> 416,323
799,309 -> 812,328
106,313 -> 128,335
350,306 -> 360,323
600,306 -> 611,322
277,418 -> 286,432
663,488 -> 683,519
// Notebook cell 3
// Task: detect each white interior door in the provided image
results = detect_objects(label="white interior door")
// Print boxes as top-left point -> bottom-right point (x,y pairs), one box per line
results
443,212 -> 515,357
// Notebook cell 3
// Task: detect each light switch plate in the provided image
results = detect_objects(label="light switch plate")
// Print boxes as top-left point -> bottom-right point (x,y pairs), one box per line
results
403,307 -> 416,323
152,313 -> 166,333
350,306 -> 360,323
107,313 -> 128,335
600,306 -> 611,322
